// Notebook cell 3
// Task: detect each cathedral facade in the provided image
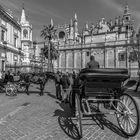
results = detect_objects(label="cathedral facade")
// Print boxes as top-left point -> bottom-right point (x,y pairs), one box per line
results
52,5 -> 138,77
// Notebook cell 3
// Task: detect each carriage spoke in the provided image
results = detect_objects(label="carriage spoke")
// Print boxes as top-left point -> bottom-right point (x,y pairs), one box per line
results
124,119 -> 127,132
130,107 -> 135,111
129,116 -> 136,125
120,117 -> 125,129
117,102 -> 124,112
127,120 -> 131,133
128,117 -> 134,130
128,100 -> 133,108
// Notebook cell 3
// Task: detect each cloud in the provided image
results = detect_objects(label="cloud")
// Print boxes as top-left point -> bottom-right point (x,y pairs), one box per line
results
26,4 -> 66,21
99,0 -> 123,12
0,0 -> 22,11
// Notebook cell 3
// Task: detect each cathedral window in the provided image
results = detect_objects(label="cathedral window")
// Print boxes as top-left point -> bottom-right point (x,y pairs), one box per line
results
125,16 -> 129,21
14,36 -> 17,47
23,29 -> 28,38
86,52 -> 90,56
129,52 -> 137,62
59,31 -> 65,39
118,51 -> 126,61
1,30 -> 5,41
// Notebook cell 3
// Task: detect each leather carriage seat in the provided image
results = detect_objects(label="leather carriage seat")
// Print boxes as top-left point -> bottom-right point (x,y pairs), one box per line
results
78,68 -> 130,83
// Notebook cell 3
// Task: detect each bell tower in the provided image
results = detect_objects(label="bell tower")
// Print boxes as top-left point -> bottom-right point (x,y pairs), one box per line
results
20,4 -> 32,71
123,4 -> 131,23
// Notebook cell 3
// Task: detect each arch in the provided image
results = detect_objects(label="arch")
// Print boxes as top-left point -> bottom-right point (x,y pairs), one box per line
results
59,31 -> 65,39
23,29 -> 28,38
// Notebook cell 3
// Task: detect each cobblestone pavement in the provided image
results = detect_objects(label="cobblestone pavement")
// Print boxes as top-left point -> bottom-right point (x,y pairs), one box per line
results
0,80 -> 139,140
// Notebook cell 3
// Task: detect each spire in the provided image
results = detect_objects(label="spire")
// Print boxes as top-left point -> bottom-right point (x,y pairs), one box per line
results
74,13 -> 77,21
85,22 -> 89,30
124,4 -> 129,15
70,19 -> 73,26
21,5 -> 26,23
51,18 -> 53,26
22,3 -> 24,10
115,16 -> 119,25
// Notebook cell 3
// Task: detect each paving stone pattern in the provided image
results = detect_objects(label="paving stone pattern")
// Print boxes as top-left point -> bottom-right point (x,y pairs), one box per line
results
0,81 -> 139,140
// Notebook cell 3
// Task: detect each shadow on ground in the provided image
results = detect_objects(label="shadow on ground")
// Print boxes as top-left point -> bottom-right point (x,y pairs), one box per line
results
54,101 -> 81,140
92,114 -> 129,138
53,101 -> 129,139
54,102 -> 128,140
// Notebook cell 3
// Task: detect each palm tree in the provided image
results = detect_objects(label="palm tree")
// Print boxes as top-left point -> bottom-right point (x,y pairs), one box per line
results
40,19 -> 58,72
42,42 -> 59,69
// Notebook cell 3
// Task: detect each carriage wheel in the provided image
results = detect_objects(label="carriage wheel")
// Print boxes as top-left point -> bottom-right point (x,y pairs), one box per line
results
116,93 -> 139,136
75,94 -> 82,137
6,83 -> 17,96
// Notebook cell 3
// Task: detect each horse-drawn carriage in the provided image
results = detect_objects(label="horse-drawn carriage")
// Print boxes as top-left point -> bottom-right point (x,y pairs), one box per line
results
69,68 -> 140,138
2,71 -> 56,96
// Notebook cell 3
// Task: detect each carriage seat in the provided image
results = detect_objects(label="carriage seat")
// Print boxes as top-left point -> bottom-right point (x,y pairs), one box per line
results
78,68 -> 129,82
75,68 -> 130,92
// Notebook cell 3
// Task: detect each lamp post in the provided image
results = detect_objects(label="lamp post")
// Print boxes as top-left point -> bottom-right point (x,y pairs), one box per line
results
48,42 -> 51,72
18,48 -> 22,71
33,41 -> 37,72
3,41 -> 7,72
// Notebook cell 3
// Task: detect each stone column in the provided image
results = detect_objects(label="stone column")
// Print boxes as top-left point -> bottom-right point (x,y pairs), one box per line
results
106,49 -> 108,67
74,51 -> 76,70
73,50 -> 75,71
82,51 -> 86,68
126,46 -> 128,68
57,54 -> 60,71
104,47 -> 106,68
65,51 -> 67,72
114,47 -> 116,68
81,50 -> 83,69
66,51 -> 69,72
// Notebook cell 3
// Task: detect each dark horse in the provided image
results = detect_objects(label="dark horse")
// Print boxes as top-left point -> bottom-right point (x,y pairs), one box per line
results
21,72 -> 55,96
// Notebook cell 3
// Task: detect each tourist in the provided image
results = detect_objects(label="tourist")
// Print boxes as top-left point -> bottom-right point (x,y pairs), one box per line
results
72,71 -> 76,81
86,55 -> 100,69
60,73 -> 70,103
134,69 -> 140,92
55,71 -> 62,100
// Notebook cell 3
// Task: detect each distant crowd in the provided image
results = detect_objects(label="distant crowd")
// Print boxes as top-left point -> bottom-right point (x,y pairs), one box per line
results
55,71 -> 77,103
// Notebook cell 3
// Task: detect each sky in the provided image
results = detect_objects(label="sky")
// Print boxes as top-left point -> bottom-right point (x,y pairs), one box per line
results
1,0 -> 140,42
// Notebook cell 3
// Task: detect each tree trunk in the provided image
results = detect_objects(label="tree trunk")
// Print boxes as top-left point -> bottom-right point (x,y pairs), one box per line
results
48,42 -> 51,71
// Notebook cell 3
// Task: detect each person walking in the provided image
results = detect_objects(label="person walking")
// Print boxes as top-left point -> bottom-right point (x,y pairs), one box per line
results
134,69 -> 140,92
55,71 -> 62,100
86,55 -> 100,69
60,73 -> 70,103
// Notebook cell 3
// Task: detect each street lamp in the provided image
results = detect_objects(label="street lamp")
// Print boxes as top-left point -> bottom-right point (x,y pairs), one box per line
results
18,47 -> 22,70
33,41 -> 37,72
3,41 -> 7,71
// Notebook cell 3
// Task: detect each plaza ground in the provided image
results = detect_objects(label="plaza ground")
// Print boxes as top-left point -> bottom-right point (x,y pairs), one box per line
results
0,80 -> 139,140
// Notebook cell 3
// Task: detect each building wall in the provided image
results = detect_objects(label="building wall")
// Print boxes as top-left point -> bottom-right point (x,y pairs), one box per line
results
0,4 -> 33,73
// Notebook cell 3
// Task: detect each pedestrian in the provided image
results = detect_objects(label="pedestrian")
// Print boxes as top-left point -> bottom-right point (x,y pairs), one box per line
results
55,71 -> 62,100
38,73 -> 45,96
86,55 -> 100,69
72,71 -> 76,81
60,73 -> 70,103
24,73 -> 30,95
134,69 -> 140,92
0,69 -> 2,80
